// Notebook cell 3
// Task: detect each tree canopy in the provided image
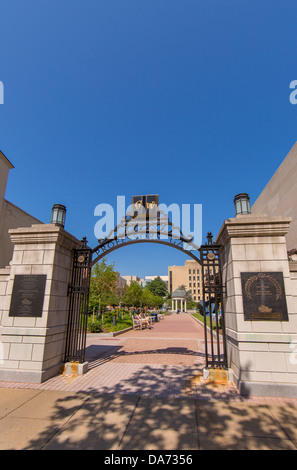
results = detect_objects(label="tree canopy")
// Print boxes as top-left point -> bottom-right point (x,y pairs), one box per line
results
89,261 -> 166,313
89,259 -> 118,313
146,276 -> 168,297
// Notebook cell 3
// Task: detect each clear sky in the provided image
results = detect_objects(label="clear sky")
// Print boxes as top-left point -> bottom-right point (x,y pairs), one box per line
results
1,0 -> 297,278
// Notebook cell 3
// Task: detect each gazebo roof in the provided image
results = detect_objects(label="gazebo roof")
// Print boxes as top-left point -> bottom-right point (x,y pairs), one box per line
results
171,289 -> 187,299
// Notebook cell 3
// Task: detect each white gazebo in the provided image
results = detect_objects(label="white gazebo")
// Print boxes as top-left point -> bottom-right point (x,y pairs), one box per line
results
171,289 -> 187,313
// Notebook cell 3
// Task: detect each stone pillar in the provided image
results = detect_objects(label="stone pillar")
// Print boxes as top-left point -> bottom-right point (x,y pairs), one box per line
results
0,224 -> 81,383
216,215 -> 297,397
185,300 -> 187,312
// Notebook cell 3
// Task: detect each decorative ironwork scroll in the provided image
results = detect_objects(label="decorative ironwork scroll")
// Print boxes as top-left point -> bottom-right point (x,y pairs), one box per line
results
91,211 -> 201,267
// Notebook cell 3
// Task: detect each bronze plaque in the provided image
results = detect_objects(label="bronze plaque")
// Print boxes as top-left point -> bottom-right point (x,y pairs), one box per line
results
9,275 -> 47,318
241,272 -> 288,321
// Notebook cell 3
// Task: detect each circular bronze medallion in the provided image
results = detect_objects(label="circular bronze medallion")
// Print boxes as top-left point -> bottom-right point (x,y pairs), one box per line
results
207,252 -> 216,261
78,255 -> 85,263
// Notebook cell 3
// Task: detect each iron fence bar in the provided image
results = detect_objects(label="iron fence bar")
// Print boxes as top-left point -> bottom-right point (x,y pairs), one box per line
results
207,257 -> 215,364
217,248 -> 228,368
200,248 -> 209,367
199,238 -> 227,369
65,239 -> 92,363
79,265 -> 91,362
64,258 -> 76,362
214,294 -> 221,364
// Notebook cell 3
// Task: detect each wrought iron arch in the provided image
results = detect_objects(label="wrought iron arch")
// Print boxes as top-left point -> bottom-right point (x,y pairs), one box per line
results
90,211 -> 201,267
91,237 -> 201,268
64,212 -> 228,370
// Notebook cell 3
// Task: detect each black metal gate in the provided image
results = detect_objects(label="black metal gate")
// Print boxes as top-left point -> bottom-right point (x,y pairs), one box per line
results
65,237 -> 92,363
199,232 -> 228,368
64,229 -> 228,370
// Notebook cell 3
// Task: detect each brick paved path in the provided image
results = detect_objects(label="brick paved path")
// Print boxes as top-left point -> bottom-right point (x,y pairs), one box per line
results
1,313 -> 297,405
1,314 -> 297,451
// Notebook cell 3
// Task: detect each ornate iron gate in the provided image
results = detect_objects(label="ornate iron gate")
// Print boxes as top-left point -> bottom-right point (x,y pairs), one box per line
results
199,232 -> 228,368
65,237 -> 92,363
65,226 -> 227,370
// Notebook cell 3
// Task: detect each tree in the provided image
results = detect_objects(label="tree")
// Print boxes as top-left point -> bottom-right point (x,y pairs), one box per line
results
121,282 -> 165,310
122,281 -> 143,308
89,259 -> 118,315
146,277 -> 168,297
178,284 -> 187,291
177,285 -> 193,302
152,295 -> 164,309
114,283 -> 128,306
141,287 -> 155,309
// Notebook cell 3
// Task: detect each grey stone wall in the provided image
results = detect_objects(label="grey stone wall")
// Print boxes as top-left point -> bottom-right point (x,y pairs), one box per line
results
217,215 -> 297,397
0,224 -> 81,383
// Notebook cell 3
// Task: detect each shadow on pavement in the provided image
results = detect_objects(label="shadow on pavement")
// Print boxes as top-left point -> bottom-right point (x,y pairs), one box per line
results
19,387 -> 297,450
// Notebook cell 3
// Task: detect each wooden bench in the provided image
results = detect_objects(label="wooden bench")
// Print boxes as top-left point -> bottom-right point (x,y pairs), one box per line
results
132,315 -> 153,330
132,315 -> 143,330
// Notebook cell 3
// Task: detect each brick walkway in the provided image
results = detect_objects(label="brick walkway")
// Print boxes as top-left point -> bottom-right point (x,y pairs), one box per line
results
1,314 -> 297,450
1,313 -> 297,405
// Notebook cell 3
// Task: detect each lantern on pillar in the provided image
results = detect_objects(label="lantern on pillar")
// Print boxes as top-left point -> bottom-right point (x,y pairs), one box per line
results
234,193 -> 251,216
51,204 -> 66,228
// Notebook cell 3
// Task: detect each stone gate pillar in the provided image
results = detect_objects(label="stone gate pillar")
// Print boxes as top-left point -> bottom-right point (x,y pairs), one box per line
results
0,224 -> 81,383
216,215 -> 297,397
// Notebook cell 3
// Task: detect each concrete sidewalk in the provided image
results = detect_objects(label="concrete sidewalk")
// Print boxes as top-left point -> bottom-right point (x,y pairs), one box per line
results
0,388 -> 297,450
0,314 -> 297,450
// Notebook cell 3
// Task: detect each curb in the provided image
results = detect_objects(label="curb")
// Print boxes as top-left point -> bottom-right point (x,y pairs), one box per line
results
188,313 -> 221,339
188,312 -> 211,333
87,327 -> 133,338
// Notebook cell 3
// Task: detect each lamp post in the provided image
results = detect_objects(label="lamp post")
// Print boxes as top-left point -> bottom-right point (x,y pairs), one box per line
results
234,193 -> 251,216
51,204 -> 66,228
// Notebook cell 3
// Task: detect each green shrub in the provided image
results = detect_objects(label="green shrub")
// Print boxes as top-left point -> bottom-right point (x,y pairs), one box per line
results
87,310 -> 133,333
87,317 -> 102,333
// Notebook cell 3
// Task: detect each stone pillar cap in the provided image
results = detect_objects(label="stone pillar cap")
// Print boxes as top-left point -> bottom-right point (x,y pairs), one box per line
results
9,224 -> 82,250
216,214 -> 292,246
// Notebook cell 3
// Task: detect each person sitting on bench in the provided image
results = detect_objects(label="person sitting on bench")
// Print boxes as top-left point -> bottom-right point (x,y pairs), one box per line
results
135,313 -> 153,329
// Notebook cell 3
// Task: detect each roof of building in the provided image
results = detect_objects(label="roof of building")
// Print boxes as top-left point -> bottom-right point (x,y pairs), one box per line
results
0,150 -> 14,169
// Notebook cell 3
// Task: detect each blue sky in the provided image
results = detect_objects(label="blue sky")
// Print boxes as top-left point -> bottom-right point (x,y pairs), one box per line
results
1,0 -> 297,278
